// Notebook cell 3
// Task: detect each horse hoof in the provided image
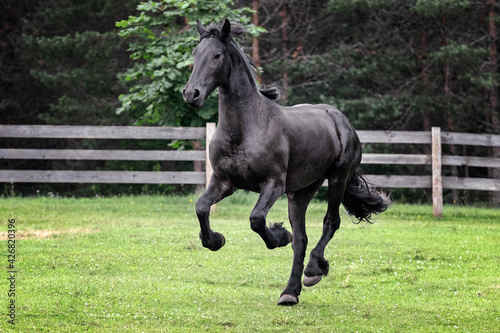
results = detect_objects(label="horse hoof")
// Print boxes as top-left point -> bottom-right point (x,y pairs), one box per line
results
218,232 -> 226,248
210,232 -> 225,251
279,230 -> 293,247
200,232 -> 226,251
303,275 -> 322,287
269,222 -> 293,248
278,294 -> 298,306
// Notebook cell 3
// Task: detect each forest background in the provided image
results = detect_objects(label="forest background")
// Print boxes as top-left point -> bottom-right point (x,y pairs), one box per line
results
1,0 -> 499,205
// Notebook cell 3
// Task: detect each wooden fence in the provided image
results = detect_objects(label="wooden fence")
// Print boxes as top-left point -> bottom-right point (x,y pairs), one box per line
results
359,127 -> 500,216
1,124 -> 499,216
0,124 -> 215,187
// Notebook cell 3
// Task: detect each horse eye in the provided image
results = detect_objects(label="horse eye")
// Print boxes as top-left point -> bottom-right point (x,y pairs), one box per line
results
214,53 -> 222,60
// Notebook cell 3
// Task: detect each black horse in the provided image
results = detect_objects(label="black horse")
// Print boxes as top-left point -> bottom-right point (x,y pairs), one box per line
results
183,19 -> 389,306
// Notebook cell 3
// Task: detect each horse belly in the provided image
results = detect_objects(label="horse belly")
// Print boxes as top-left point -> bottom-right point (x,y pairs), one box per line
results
285,150 -> 336,191
285,126 -> 340,191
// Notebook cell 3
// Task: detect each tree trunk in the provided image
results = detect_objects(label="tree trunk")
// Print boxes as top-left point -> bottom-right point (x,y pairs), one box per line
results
488,0 -> 500,206
421,26 -> 433,201
421,27 -> 431,132
441,14 -> 460,204
279,0 -> 289,102
252,0 -> 261,83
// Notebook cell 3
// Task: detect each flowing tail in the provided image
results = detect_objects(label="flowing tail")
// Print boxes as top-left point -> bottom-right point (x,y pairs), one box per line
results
342,170 -> 390,223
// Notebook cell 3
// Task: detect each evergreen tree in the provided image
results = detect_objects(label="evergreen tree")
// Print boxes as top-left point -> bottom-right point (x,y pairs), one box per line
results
21,0 -> 139,125
1,0 -> 53,124
250,0 -> 499,204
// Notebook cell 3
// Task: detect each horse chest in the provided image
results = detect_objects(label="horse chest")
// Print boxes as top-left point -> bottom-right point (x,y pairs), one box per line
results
210,140 -> 270,191
218,152 -> 251,176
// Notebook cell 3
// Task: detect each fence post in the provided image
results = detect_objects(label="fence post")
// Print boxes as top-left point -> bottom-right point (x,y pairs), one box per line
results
432,127 -> 443,217
205,123 -> 216,211
205,122 -> 216,190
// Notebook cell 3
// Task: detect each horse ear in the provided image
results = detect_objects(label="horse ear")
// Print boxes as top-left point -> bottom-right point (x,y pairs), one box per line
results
221,19 -> 231,39
196,19 -> 206,36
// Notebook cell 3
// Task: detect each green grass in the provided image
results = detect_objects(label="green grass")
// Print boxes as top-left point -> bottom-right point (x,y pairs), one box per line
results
1,193 -> 499,332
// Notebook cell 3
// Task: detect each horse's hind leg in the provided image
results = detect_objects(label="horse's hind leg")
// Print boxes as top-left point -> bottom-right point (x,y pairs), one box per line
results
196,176 -> 234,251
303,173 -> 348,287
278,179 -> 323,306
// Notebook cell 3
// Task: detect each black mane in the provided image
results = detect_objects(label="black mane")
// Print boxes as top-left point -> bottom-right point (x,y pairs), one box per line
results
199,21 -> 280,101
199,21 -> 245,41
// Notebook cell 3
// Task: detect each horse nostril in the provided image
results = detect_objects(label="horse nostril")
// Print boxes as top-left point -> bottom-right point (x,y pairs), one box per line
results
183,88 -> 202,106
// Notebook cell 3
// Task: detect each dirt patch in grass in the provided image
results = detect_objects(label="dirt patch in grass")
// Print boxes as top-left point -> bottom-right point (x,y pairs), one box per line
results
1,228 -> 95,240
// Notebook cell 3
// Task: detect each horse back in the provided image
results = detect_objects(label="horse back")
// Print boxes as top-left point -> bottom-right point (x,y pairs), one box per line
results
279,103 -> 362,190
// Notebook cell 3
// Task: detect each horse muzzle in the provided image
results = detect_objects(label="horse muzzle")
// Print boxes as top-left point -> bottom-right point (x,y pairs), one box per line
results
182,87 -> 204,108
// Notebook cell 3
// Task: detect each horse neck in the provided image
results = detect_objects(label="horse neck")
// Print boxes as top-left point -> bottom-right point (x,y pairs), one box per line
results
217,63 -> 267,141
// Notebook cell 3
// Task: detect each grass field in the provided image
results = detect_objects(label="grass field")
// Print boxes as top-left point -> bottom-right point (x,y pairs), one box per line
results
1,193 -> 499,332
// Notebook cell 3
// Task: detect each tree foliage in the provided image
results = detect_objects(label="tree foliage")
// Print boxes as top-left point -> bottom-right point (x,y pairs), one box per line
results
2,0 -> 499,202
116,0 -> 264,126
14,0 -> 138,125
250,0 -> 499,204
255,0 -> 499,134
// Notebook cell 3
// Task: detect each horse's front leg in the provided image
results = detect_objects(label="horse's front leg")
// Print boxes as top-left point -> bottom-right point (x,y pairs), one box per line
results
250,179 -> 292,249
196,176 -> 234,251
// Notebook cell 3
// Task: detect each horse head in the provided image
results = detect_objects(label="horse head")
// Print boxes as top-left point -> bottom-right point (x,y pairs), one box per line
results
182,19 -> 233,108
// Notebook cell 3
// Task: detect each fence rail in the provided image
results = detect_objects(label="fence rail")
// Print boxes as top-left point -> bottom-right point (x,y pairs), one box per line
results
1,124 -> 499,216
356,130 -> 500,146
0,170 -> 205,184
0,149 -> 206,161
0,125 -> 206,140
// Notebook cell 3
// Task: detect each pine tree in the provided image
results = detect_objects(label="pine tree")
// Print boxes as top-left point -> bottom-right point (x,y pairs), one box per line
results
20,0 -> 139,125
